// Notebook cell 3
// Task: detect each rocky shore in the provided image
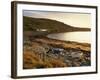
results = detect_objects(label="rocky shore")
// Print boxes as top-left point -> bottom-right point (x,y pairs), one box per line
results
23,37 -> 91,69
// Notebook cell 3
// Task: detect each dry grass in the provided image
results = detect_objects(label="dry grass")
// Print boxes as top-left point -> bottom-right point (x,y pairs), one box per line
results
23,50 -> 67,69
34,37 -> 90,51
23,37 -> 90,69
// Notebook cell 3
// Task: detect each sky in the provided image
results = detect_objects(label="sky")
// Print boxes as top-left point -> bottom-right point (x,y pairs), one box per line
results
23,10 -> 91,28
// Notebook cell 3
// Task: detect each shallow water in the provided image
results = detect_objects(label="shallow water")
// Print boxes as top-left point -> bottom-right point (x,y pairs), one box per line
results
47,31 -> 91,43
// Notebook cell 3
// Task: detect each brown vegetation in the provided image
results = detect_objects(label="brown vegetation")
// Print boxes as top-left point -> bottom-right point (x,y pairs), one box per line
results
23,37 -> 90,69
34,37 -> 90,52
23,50 -> 67,69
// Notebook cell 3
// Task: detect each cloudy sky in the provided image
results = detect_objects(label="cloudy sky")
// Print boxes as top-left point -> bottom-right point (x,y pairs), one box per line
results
23,10 -> 91,28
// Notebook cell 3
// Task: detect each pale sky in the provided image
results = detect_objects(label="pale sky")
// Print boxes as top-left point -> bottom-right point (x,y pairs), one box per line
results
23,10 -> 91,28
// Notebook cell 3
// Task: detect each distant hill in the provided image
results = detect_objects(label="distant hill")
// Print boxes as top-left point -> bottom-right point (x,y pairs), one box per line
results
23,16 -> 90,33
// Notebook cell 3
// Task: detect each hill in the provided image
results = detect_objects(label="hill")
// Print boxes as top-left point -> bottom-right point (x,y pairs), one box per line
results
23,16 -> 90,33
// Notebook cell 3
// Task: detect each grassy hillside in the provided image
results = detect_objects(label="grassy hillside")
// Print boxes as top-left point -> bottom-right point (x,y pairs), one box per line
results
23,16 -> 90,33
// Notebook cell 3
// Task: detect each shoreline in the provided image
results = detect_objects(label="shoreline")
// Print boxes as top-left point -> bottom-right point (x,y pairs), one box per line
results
33,36 -> 91,52
23,36 -> 91,69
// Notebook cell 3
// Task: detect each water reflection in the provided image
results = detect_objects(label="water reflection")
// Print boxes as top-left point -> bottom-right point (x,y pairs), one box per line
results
47,31 -> 91,43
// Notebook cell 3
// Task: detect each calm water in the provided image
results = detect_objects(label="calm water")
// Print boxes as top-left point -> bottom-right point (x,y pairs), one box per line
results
47,32 -> 91,43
